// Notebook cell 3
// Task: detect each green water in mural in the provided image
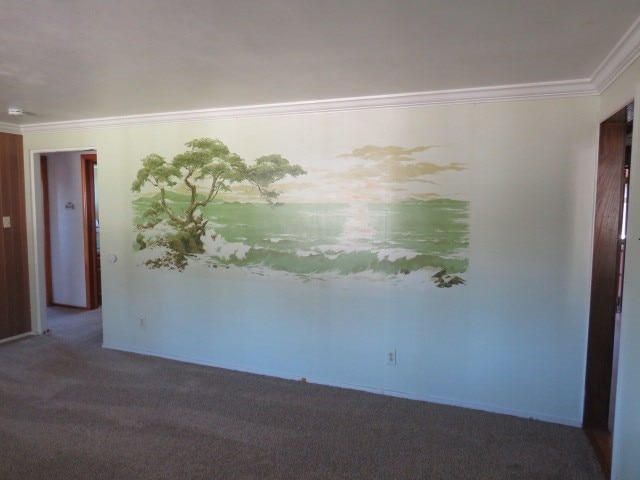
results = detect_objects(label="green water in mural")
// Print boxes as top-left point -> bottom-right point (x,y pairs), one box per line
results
133,196 -> 469,276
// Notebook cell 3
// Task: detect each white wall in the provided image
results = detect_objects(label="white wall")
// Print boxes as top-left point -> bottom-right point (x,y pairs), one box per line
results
46,152 -> 86,307
599,56 -> 640,480
23,95 -> 598,428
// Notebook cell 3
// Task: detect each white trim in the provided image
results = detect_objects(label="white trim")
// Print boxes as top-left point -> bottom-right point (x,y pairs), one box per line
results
0,122 -> 22,135
31,147 -> 97,154
9,13 -> 640,134
20,79 -> 597,134
103,342 -> 582,427
0,332 -> 34,344
592,16 -> 640,93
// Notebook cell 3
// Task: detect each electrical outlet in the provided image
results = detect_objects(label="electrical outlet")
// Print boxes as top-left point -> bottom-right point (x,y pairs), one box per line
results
387,350 -> 397,365
2,216 -> 10,228
139,316 -> 146,329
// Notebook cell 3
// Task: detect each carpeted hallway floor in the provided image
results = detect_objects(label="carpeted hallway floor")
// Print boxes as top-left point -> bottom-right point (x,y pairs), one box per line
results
0,307 -> 603,479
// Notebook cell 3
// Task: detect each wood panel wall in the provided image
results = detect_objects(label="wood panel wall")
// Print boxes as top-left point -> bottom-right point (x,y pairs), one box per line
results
0,132 -> 31,339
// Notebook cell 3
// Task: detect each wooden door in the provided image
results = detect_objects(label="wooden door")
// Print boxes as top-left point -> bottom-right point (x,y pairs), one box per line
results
584,107 -> 628,431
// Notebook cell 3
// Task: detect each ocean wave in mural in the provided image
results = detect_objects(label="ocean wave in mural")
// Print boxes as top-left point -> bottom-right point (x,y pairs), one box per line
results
131,139 -> 469,287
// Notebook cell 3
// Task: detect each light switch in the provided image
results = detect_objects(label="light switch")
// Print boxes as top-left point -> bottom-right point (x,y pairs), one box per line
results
2,216 -> 10,228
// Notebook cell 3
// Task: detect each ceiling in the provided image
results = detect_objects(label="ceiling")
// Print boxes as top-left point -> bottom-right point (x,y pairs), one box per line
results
2,0 -> 640,127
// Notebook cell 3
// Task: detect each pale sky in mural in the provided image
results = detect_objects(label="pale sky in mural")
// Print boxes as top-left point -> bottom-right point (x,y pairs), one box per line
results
217,145 -> 468,203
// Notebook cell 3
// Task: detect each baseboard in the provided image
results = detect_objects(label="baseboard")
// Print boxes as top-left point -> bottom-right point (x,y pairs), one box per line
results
102,342 -> 582,428
585,428 -> 612,479
0,331 -> 34,345
51,303 -> 89,310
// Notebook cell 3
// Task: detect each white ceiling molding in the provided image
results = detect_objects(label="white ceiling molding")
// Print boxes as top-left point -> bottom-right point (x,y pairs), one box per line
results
18,16 -> 640,135
19,79 -> 598,134
0,122 -> 22,135
592,16 -> 640,93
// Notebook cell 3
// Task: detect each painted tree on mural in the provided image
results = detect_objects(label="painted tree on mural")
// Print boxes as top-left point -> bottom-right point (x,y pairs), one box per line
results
131,138 -> 306,269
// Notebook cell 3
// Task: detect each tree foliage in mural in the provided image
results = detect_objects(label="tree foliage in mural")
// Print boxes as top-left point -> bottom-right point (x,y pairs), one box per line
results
132,138 -> 306,269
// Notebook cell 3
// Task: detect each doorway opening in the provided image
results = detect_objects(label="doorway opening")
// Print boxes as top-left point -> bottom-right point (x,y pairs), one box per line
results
39,151 -> 101,312
583,101 -> 634,478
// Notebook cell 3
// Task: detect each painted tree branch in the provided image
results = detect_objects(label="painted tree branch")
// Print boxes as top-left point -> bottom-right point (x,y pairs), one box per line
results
132,138 -> 306,268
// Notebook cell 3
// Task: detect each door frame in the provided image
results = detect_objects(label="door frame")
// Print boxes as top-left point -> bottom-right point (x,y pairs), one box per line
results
583,102 -> 633,478
583,105 -> 629,430
39,155 -> 53,307
81,153 -> 100,309
27,147 -> 97,334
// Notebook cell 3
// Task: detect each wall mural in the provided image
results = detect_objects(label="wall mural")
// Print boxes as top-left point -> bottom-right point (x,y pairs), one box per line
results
132,138 -> 469,287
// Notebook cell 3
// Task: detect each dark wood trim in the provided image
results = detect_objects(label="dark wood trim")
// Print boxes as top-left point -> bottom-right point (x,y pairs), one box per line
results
585,429 -> 612,479
81,154 -> 99,310
0,132 -> 31,339
584,107 -> 628,431
40,155 -> 54,306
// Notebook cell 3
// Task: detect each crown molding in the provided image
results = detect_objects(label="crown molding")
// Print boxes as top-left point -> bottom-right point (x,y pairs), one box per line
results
19,79 -> 597,134
592,16 -> 640,93
16,15 -> 640,135
0,122 -> 23,135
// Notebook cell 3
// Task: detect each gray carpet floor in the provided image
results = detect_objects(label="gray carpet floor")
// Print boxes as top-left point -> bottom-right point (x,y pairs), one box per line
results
0,307 -> 603,479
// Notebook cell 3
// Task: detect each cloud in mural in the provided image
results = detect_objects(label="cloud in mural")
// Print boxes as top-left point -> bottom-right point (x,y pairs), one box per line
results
335,145 -> 466,180
337,145 -> 433,162
211,144 -> 466,203
297,145 -> 467,203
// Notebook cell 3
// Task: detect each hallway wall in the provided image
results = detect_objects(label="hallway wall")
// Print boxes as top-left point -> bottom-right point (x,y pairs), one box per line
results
46,151 -> 88,307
